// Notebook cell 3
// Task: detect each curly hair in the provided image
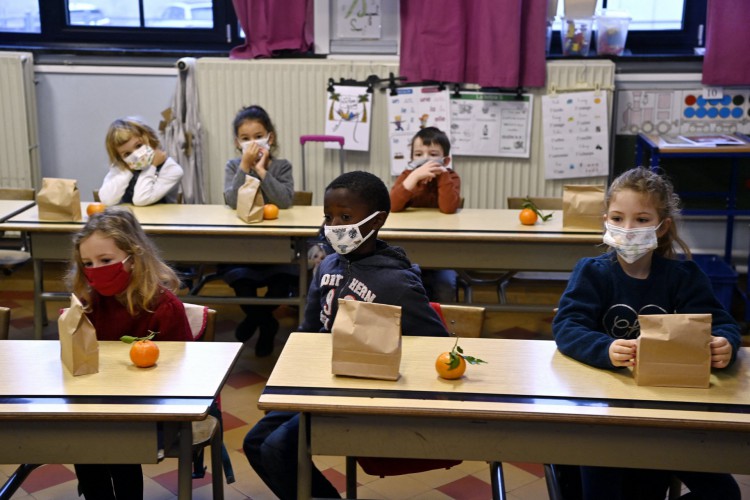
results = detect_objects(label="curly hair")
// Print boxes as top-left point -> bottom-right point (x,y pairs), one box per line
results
325,171 -> 391,214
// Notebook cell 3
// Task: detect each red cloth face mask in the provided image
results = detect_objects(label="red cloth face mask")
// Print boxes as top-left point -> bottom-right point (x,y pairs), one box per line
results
83,255 -> 132,296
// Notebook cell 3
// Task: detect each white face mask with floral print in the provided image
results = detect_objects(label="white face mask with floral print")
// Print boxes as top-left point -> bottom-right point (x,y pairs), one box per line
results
124,144 -> 155,171
324,211 -> 380,255
603,221 -> 663,263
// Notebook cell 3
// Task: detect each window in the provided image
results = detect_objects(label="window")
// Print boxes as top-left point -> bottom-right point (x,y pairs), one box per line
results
550,0 -> 705,55
0,0 -> 240,53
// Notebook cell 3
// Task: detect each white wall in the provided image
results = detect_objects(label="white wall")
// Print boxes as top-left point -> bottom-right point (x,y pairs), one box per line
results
34,65 -> 176,200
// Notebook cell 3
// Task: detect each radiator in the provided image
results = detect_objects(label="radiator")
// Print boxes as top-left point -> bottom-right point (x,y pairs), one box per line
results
196,58 -> 615,207
0,51 -> 40,189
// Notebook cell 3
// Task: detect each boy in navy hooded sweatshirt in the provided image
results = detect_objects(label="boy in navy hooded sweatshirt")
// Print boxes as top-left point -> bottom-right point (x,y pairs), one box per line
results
244,170 -> 449,499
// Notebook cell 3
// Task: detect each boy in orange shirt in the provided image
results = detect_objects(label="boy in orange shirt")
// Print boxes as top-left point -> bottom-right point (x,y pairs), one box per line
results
390,127 -> 461,302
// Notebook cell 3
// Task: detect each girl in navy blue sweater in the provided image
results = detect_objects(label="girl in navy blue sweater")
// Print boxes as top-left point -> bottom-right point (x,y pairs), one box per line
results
553,167 -> 740,500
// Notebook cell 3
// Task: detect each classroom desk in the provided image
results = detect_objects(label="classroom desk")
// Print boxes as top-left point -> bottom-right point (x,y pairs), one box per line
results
0,204 -> 602,338
259,333 -> 750,499
0,200 -> 35,222
0,339 -> 242,500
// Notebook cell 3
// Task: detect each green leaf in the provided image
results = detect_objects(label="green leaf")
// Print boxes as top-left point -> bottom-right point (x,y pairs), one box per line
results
120,335 -> 137,344
447,352 -> 461,370
463,356 -> 487,365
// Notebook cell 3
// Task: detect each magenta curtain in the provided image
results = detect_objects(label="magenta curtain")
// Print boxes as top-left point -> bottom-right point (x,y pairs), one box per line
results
702,0 -> 750,85
230,0 -> 313,59
400,0 -> 547,88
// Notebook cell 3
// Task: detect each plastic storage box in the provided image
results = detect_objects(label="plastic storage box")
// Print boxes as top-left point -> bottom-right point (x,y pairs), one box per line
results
691,254 -> 738,311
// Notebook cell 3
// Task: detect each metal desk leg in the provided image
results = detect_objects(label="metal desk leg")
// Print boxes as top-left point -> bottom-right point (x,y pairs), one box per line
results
298,412 -> 313,500
724,159 -> 739,263
33,259 -> 44,340
178,421 -> 193,500
296,237 -> 309,326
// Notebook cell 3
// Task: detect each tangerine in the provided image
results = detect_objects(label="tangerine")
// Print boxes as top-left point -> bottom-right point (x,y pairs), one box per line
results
435,351 -> 466,379
129,339 -> 160,368
263,203 -> 279,220
86,202 -> 106,217
519,207 -> 538,225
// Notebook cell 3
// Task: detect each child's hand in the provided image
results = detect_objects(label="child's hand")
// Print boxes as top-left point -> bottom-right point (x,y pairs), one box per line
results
152,149 -> 167,168
710,336 -> 733,368
240,141 -> 267,174
404,161 -> 447,191
609,339 -> 637,367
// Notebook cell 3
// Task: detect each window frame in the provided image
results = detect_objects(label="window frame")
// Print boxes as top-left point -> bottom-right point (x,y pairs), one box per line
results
0,0 -> 241,53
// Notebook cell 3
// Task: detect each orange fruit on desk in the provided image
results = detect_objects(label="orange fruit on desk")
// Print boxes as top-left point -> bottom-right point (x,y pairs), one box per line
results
129,339 -> 160,368
263,203 -> 279,220
519,207 -> 538,225
435,351 -> 466,380
86,203 -> 106,217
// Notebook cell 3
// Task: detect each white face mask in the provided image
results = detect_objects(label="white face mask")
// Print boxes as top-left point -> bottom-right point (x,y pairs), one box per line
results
240,135 -> 270,153
124,144 -> 155,171
603,221 -> 663,264
407,156 -> 447,170
324,211 -> 381,255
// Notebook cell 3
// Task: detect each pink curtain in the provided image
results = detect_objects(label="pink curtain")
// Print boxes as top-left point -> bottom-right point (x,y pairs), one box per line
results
400,0 -> 547,88
230,0 -> 313,59
702,0 -> 750,85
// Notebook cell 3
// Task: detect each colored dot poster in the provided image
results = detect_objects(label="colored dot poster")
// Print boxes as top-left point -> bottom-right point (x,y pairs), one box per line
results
616,89 -> 750,135
542,90 -> 610,180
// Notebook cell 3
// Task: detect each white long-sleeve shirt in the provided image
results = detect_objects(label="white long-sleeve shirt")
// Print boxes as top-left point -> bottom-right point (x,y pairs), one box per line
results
98,157 -> 183,206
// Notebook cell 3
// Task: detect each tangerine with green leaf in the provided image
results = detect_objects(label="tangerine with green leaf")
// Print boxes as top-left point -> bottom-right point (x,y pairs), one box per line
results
121,331 -> 159,368
435,337 -> 487,380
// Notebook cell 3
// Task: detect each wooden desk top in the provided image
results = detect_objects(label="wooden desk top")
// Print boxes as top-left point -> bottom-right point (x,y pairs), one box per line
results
260,333 -> 750,430
0,200 -> 35,223
0,204 -> 601,243
0,340 -> 243,419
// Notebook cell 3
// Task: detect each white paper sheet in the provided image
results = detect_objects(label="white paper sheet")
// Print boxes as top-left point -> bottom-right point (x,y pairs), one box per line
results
324,85 -> 373,152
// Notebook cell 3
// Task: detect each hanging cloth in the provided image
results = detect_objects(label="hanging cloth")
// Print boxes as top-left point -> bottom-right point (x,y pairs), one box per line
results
702,0 -> 750,86
162,57 -> 206,204
230,0 -> 313,59
399,0 -> 547,88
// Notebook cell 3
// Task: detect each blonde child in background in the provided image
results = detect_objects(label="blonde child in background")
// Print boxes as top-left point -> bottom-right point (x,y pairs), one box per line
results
390,126 -> 461,303
99,117 -> 183,206
222,104 -> 296,356
553,167 -> 740,500
66,207 -> 192,500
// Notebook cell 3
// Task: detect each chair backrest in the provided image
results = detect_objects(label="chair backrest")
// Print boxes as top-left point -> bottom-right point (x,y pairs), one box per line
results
0,188 -> 35,201
438,304 -> 485,338
293,191 -> 314,206
431,303 -> 485,338
507,196 -> 563,210
92,190 -> 100,202
182,303 -> 216,341
0,307 -> 9,339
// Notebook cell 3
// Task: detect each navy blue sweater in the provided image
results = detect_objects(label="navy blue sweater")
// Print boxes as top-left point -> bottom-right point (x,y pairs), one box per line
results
300,239 -> 449,337
553,253 -> 741,369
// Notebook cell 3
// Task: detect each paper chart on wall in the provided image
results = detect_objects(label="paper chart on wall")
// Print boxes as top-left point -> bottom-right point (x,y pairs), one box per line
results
449,92 -> 533,158
386,87 -> 451,176
542,90 -> 609,180
324,85 -> 372,152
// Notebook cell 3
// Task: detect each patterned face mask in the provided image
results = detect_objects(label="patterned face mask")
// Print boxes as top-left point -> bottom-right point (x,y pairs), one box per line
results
406,156 -> 447,170
324,211 -> 381,255
603,221 -> 663,264
124,144 -> 155,171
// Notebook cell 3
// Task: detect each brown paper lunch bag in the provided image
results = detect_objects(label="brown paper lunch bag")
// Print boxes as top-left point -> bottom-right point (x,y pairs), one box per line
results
236,175 -> 264,223
332,299 -> 402,381
562,184 -> 605,231
38,177 -> 83,222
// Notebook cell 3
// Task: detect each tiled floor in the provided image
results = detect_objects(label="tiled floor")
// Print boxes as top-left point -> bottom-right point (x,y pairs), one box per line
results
2,261 -> 750,499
